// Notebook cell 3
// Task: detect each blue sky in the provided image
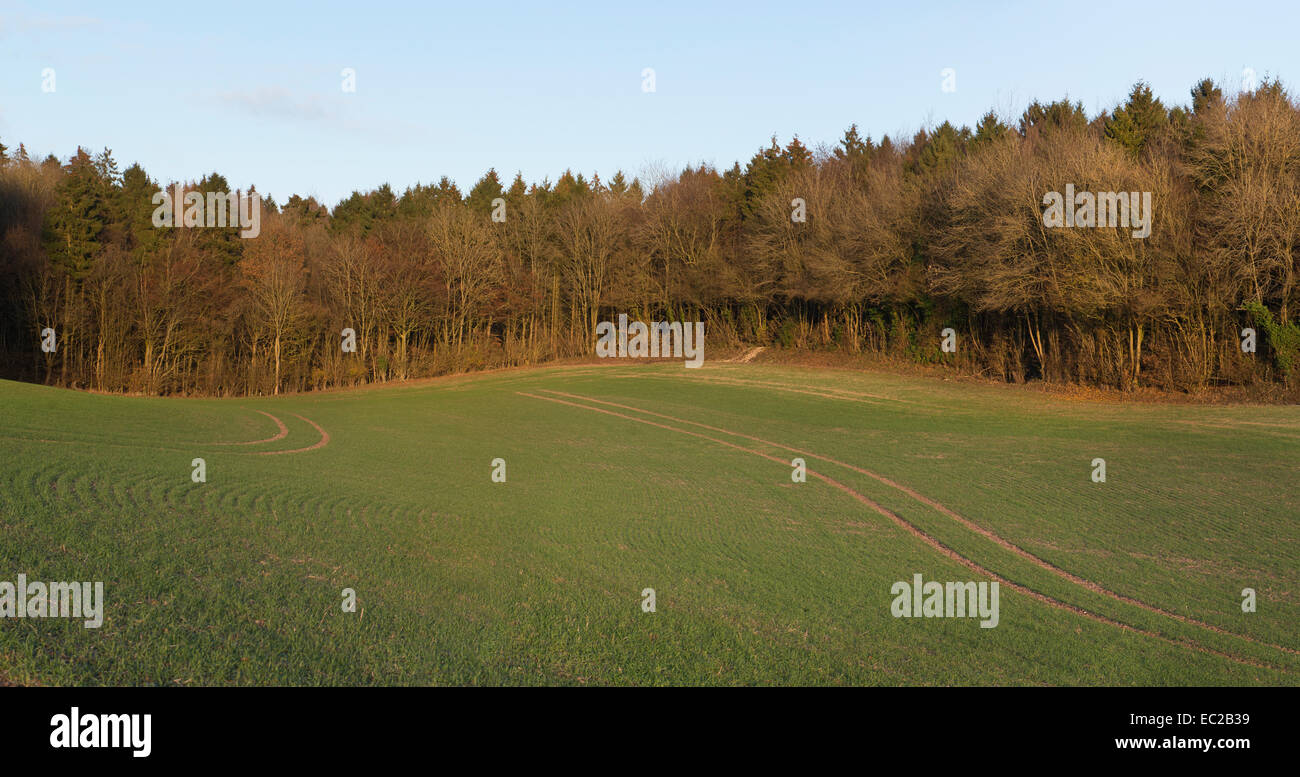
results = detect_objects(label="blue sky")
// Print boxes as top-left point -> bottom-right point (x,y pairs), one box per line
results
1,0 -> 1296,206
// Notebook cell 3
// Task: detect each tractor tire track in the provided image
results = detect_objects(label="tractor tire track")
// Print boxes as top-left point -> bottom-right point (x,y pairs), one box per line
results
254,413 -> 330,455
614,369 -> 928,408
684,370 -> 911,403
2,409 -> 328,456
542,389 -> 1299,659
210,409 -> 290,445
520,390 -> 1292,673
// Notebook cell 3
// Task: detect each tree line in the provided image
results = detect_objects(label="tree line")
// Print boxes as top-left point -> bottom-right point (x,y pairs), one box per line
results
2,77 -> 1298,397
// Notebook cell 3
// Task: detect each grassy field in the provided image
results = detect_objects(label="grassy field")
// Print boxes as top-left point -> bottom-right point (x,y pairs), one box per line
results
1,362 -> 1297,685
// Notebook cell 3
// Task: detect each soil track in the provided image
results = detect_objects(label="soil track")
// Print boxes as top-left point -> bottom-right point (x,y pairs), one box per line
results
255,413 -> 330,455
520,389 -> 1294,673
211,409 -> 290,445
543,389 -> 1298,658
0,408 -> 328,456
620,369 -> 916,406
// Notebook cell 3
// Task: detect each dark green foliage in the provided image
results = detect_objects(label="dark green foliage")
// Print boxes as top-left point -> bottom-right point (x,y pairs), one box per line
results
971,111 -> 1011,148
466,168 -> 504,215
1245,300 -> 1300,376
1019,98 -> 1088,136
42,147 -> 108,280
909,121 -> 969,174
1104,82 -> 1169,157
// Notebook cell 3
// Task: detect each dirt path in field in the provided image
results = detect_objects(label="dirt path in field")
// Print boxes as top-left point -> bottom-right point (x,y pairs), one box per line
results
543,389 -> 1298,658
212,409 -> 289,445
729,347 -> 766,363
254,413 -> 330,455
0,409 -> 328,456
520,389 -> 1295,673
682,368 -> 1300,438
636,370 -> 916,406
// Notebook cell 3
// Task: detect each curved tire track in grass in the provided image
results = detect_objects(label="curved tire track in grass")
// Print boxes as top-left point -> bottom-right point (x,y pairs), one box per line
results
1,408 -> 328,456
546,389 -> 1300,660
209,409 -> 289,445
2,408 -> 327,456
642,371 -> 909,406
521,389 -> 1293,673
254,413 -> 330,455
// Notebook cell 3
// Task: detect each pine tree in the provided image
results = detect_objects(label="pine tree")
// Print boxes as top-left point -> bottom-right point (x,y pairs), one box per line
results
834,124 -> 873,184
93,147 -> 121,186
195,171 -> 243,262
432,176 -> 462,206
120,162 -> 160,254
608,170 -> 628,196
972,111 -> 1010,147
740,137 -> 789,219
1019,98 -> 1088,136
372,183 -> 397,218
912,121 -> 968,174
835,124 -> 871,160
1105,82 -> 1168,157
783,136 -> 813,167
506,172 -> 528,201
285,194 -> 330,226
551,169 -> 590,207
1190,78 -> 1224,117
466,168 -> 504,215
43,147 -> 108,280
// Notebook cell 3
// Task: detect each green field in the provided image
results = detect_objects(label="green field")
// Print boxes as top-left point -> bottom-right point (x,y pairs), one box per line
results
1,363 -> 1297,685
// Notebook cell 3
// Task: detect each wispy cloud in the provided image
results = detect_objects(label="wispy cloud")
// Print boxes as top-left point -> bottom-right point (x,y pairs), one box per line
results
0,13 -> 103,39
212,86 -> 427,142
217,87 -> 340,124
